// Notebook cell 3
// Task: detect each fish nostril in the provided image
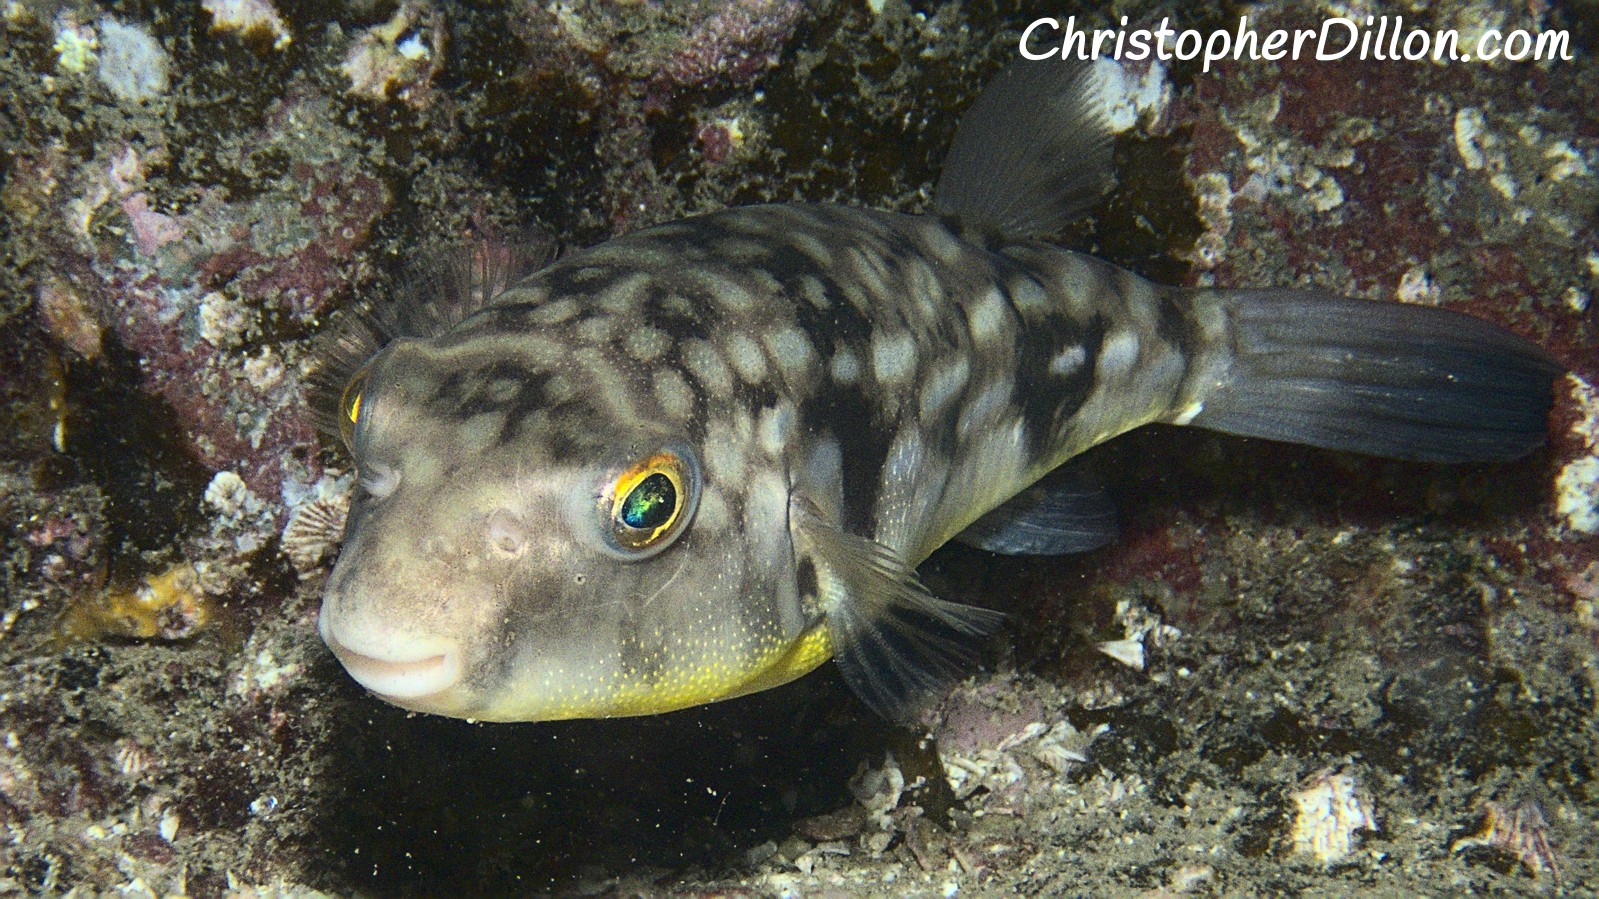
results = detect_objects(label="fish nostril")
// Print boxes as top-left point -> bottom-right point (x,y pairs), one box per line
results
486,509 -> 527,555
360,461 -> 401,499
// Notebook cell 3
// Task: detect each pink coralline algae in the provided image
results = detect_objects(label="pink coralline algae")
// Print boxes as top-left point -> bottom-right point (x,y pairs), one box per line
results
1166,8 -> 1594,356
22,88 -> 388,511
642,0 -> 805,109
522,0 -> 803,100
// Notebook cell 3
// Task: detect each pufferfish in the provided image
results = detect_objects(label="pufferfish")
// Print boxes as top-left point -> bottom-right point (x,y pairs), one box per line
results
311,58 -> 1560,724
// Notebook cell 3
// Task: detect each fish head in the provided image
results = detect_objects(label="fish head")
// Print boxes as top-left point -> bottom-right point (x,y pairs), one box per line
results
317,325 -> 829,722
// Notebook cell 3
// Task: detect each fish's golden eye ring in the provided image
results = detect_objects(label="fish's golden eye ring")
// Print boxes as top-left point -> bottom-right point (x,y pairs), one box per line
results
604,449 -> 700,558
338,364 -> 372,448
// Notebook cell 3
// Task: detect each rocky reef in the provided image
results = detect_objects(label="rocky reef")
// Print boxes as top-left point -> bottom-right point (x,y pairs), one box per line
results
0,0 -> 1594,894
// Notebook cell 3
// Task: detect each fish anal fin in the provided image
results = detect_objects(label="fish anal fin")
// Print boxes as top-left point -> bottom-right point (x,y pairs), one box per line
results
955,471 -> 1118,555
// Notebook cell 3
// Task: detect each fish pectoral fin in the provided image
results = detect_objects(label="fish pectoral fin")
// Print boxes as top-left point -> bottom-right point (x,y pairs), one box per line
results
954,470 -> 1119,556
796,509 -> 1004,724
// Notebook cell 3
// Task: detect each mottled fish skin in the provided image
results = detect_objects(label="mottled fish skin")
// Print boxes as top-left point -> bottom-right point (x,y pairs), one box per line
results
319,202 -> 1203,721
316,59 -> 1557,723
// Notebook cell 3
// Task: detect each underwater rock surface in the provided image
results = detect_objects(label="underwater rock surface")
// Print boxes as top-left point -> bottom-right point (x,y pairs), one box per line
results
0,0 -> 1595,894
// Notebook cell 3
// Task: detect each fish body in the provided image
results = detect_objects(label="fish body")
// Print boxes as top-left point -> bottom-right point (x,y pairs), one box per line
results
315,60 -> 1559,723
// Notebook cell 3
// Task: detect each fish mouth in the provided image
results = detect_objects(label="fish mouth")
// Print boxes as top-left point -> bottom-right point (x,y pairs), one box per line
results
318,610 -> 462,706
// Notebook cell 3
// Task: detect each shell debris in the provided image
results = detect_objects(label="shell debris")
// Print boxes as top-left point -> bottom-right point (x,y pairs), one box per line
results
1289,768 -> 1377,864
1096,638 -> 1145,671
201,0 -> 292,51
1555,374 -> 1599,535
338,0 -> 445,106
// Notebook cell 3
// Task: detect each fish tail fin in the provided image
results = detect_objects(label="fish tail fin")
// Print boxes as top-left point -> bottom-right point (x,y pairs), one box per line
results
1176,289 -> 1562,462
933,58 -> 1117,241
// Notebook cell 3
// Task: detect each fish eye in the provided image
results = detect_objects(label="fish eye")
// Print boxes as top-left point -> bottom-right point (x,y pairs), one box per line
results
604,450 -> 699,558
338,364 -> 372,448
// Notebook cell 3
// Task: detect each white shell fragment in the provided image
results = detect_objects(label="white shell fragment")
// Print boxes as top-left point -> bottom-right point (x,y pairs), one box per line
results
1096,637 -> 1146,671
202,0 -> 293,51
1290,768 -> 1377,863
849,753 -> 906,832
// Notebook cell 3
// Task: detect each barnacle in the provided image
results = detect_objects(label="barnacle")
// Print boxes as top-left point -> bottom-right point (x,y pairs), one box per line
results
281,493 -> 349,574
113,738 -> 156,777
1452,799 -> 1561,881
57,563 -> 210,642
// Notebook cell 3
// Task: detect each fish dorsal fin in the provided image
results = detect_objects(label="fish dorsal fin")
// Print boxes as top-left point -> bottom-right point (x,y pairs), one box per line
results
794,504 -> 1004,723
955,470 -> 1118,555
397,236 -> 561,327
933,57 -> 1116,241
307,236 -> 555,438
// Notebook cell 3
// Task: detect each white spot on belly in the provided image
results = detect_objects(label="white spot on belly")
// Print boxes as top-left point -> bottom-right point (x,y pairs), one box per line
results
792,232 -> 833,266
871,331 -> 917,386
627,326 -> 670,362
758,402 -> 796,457
683,340 -> 734,397
596,272 -> 651,313
1058,256 -> 1100,314
703,419 -> 748,484
908,262 -> 943,320
763,327 -> 815,382
700,271 -> 756,312
488,378 -> 520,404
576,348 -> 636,420
830,348 -> 861,385
919,356 -> 970,420
500,283 -> 548,306
545,373 -> 577,404
1010,276 -> 1051,312
716,238 -> 770,261
696,486 -> 731,532
576,315 -> 613,344
1097,332 -> 1141,380
653,369 -> 695,421
916,219 -> 966,265
798,275 -> 831,310
458,412 -> 504,455
1171,401 -> 1205,425
968,287 -> 1010,344
530,297 -> 578,325
744,469 -> 789,538
1049,345 -> 1087,377
847,247 -> 891,300
726,333 -> 768,383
